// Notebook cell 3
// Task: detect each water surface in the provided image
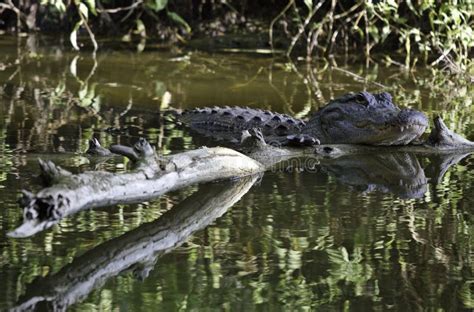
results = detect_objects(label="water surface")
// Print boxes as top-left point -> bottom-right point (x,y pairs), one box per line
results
0,36 -> 473,311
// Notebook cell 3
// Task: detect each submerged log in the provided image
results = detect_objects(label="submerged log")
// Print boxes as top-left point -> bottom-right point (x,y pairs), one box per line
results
10,176 -> 258,312
8,138 -> 263,238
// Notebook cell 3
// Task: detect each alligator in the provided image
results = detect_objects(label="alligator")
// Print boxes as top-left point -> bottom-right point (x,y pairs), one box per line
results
179,91 -> 429,146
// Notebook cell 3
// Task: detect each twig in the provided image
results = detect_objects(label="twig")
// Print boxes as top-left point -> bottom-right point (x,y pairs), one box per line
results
333,2 -> 361,20
269,0 -> 294,52
333,66 -> 387,88
287,0 -> 325,57
77,9 -> 98,53
363,5 -> 370,65
322,0 -> 336,56
230,67 -> 264,90
96,0 -> 143,14
431,47 -> 453,67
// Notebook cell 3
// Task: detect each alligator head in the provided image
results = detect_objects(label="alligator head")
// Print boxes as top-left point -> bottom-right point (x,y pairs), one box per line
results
305,91 -> 429,145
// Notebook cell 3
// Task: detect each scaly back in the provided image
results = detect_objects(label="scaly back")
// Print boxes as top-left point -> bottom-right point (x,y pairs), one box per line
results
179,106 -> 305,143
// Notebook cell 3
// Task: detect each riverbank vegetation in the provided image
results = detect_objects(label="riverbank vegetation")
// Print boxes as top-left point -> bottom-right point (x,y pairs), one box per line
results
0,1 -> 472,73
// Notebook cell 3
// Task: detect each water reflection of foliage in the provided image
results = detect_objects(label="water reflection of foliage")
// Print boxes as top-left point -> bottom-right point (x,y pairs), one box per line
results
0,104 -> 14,188
1,39 -> 473,142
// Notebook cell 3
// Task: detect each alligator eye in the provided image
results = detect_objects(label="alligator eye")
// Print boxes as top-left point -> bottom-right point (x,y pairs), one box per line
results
355,94 -> 366,104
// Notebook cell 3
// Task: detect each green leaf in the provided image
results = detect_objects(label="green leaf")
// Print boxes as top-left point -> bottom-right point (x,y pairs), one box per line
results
303,0 -> 313,11
146,0 -> 168,12
134,19 -> 146,37
389,0 -> 398,8
51,0 -> 66,13
405,0 -> 419,16
381,25 -> 391,41
70,20 -> 83,51
78,84 -> 88,100
78,2 -> 89,20
340,247 -> 349,263
167,11 -> 191,33
84,0 -> 97,15
137,39 -> 146,52
121,33 -> 132,42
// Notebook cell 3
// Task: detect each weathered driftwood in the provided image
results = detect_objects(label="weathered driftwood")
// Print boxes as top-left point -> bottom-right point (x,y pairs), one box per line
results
10,176 -> 258,312
8,116 -> 474,237
8,138 -> 263,238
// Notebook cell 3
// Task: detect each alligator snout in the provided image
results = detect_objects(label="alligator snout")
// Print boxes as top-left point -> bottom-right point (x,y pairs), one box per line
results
398,109 -> 429,128
380,109 -> 429,145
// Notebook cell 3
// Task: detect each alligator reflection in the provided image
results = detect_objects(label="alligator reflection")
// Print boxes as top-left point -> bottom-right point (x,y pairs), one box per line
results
316,152 -> 426,198
309,152 -> 468,199
11,176 -> 258,312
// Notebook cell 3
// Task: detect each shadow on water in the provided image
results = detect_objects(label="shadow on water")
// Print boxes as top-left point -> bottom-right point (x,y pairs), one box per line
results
1,35 -> 474,310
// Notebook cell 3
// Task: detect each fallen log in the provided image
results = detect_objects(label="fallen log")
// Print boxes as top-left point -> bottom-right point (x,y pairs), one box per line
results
8,139 -> 263,238
10,176 -> 258,311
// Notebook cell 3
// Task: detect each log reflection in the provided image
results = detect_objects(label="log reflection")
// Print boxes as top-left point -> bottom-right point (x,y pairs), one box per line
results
11,175 -> 258,312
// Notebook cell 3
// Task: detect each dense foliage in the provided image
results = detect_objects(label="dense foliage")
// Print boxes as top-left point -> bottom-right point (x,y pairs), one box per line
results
0,0 -> 472,71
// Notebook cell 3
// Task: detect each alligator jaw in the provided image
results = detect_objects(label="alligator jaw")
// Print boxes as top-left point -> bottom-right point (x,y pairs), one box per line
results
427,116 -> 474,150
385,109 -> 429,145
379,123 -> 428,145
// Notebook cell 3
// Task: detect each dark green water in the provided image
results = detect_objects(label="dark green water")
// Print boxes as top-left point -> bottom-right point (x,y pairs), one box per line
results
0,36 -> 473,311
